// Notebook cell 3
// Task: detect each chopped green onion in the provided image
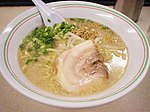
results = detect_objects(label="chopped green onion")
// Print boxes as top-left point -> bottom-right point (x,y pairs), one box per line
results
25,59 -> 33,64
20,21 -> 75,62
47,18 -> 51,22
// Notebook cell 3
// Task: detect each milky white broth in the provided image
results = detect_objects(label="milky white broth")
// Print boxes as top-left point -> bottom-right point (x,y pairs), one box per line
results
18,18 -> 128,96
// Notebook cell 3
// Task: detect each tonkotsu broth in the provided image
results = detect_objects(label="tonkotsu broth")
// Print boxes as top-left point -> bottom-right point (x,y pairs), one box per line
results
18,18 -> 128,96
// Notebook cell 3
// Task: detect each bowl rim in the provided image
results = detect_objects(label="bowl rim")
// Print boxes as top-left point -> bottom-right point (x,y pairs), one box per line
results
0,1 -> 149,108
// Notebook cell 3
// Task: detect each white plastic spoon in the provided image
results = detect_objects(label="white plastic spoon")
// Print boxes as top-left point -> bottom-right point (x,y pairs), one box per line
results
32,0 -> 65,27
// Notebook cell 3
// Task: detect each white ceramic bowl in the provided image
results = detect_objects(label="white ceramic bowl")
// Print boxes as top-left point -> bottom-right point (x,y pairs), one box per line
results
0,1 -> 149,108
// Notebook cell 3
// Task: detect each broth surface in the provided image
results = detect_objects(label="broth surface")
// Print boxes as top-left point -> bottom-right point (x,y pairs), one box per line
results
18,18 -> 128,96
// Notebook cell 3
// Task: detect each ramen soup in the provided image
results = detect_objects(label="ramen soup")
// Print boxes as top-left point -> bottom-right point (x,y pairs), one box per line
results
18,18 -> 128,96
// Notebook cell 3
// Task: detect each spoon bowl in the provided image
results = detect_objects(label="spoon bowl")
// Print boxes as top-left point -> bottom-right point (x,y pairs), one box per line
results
32,0 -> 65,26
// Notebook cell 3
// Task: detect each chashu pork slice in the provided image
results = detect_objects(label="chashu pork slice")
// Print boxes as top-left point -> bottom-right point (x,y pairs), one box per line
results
57,40 -> 108,92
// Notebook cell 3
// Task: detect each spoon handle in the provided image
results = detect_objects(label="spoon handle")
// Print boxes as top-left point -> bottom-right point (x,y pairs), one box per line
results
32,0 -> 64,26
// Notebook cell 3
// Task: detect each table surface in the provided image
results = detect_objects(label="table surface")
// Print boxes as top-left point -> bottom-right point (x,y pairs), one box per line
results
0,6 -> 150,112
